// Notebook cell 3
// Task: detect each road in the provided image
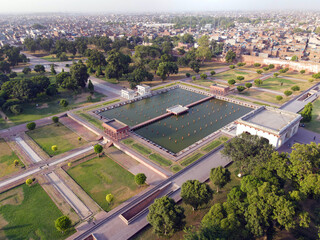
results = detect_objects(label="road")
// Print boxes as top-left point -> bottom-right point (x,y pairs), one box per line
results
15,137 -> 43,163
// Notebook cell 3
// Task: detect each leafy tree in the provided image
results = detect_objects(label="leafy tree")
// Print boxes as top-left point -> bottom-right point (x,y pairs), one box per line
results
26,178 -> 33,185
274,73 -> 279,78
135,173 -> 147,185
300,70 -> 306,74
300,102 -> 313,123
52,145 -> 58,151
186,73 -> 191,78
189,61 -> 200,73
268,64 -> 275,69
147,196 -> 185,237
256,70 -> 263,74
86,49 -> 106,68
210,70 -> 216,75
276,95 -> 283,101
196,35 -> 212,63
254,79 -> 263,86
105,49 -> 131,82
225,50 -> 236,63
245,83 -> 252,89
88,80 -> 94,94
52,116 -> 59,124
237,86 -> 245,92
26,122 -> 36,130
284,90 -> 292,96
70,61 -> 89,88
291,55 -> 298,61
192,76 -> 196,81
291,85 -> 300,91
22,67 -> 31,75
50,64 -> 56,75
55,216 -> 71,233
14,159 -> 19,166
94,144 -> 103,156
262,66 -> 269,71
253,63 -> 261,67
34,64 -> 45,73
148,59 -> 160,74
237,62 -> 246,67
181,180 -> 213,210
59,99 -> 69,107
210,167 -> 231,192
59,52 -> 68,61
236,76 -> 244,81
0,61 -> 11,74
200,73 -> 207,80
106,193 -> 114,203
180,33 -> 195,44
10,104 -> 22,114
229,65 -> 235,69
156,62 -> 178,81
228,79 -> 236,85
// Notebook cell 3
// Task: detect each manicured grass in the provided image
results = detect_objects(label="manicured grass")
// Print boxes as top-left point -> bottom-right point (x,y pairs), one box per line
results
77,112 -> 104,130
239,89 -> 287,105
152,82 -> 178,91
261,77 -> 313,92
180,153 -> 204,166
67,156 -> 145,211
201,136 -> 229,153
149,153 -> 172,167
170,165 -> 182,173
180,82 -> 210,91
283,72 -> 314,81
228,95 -> 274,107
40,53 -> 85,62
191,79 -> 217,87
0,183 -> 73,240
132,143 -> 152,156
123,138 -> 134,145
214,69 -> 259,81
0,139 -> 23,178
1,90 -> 104,130
27,123 -> 87,156
305,99 -> 320,133
78,99 -> 120,112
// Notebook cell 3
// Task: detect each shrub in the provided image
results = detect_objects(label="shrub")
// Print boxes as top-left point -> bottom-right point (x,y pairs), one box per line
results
26,178 -> 33,185
263,66 -> 269,71
237,86 -> 246,92
67,162 -> 72,167
254,79 -> 263,86
55,216 -> 71,233
274,73 -> 279,78
10,104 -> 22,114
94,144 -> 103,156
9,72 -> 17,78
284,90 -> 293,96
236,76 -> 245,81
200,73 -> 207,80
185,73 -> 191,77
229,65 -> 235,69
256,70 -> 263,74
268,64 -> 275,69
300,70 -> 306,74
276,95 -> 283,101
59,99 -> 69,107
312,73 -> 320,79
2,99 -> 20,111
106,193 -> 114,203
291,85 -> 300,91
228,79 -> 236,85
237,62 -> 246,67
253,63 -> 261,67
87,95 -> 92,101
14,159 -> 19,166
22,67 -> 31,75
52,116 -> 59,124
135,173 -> 147,185
245,83 -> 252,88
78,137 -> 82,141
210,70 -> 216,75
26,122 -> 36,130
192,76 -> 196,81
279,69 -> 286,73
51,145 -> 58,151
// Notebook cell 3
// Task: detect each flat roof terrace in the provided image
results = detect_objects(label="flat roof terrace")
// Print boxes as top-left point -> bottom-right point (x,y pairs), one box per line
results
167,105 -> 189,115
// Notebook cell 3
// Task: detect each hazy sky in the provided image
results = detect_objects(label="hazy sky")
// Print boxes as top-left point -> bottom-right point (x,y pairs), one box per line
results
1,0 -> 320,13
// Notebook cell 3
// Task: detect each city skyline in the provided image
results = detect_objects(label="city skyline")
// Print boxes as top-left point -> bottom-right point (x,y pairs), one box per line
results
2,0 -> 320,13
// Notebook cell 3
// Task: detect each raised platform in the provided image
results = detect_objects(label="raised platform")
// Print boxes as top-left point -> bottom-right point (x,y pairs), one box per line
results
166,105 -> 189,115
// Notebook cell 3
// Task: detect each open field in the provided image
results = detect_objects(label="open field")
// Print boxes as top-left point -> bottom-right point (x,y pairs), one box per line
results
305,99 -> 320,133
130,164 -> 240,240
40,53 -> 86,62
67,155 -> 146,211
0,139 -> 23,178
27,123 -> 87,156
0,90 -> 104,130
213,69 -> 260,82
283,71 -> 314,81
238,89 -> 288,105
0,183 -> 73,240
261,77 -> 314,92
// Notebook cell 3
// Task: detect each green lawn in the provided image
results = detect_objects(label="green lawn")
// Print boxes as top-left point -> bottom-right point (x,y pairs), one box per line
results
239,89 -> 287,105
76,112 -> 104,130
132,143 -> 152,156
0,139 -> 23,178
26,123 -> 87,156
0,183 -> 73,240
0,90 -> 104,130
180,153 -> 204,166
67,156 -> 145,211
40,53 -> 85,62
261,77 -> 313,92
305,99 -> 320,133
149,153 -> 172,167
214,69 -> 259,82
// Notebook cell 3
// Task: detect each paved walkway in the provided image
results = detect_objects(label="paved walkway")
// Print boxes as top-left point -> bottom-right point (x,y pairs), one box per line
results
15,137 -> 42,163
47,172 -> 92,219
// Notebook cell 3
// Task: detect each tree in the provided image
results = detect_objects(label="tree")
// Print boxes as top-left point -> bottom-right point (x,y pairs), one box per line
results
228,79 -> 236,85
106,193 -> 114,203
52,145 -> 58,151
237,76 -> 244,81
50,64 -> 56,75
274,73 -> 279,78
186,73 -> 191,78
14,160 -> 19,166
300,70 -> 306,74
291,55 -> 298,61
225,50 -> 236,63
105,49 -> 131,82
237,62 -> 246,67
245,83 -> 252,88
291,85 -> 300,91
135,173 -> 147,185
34,64 -> 45,73
253,63 -> 261,67
59,99 -> 69,107
70,61 -> 89,88
196,35 -> 212,63
210,70 -> 216,75
86,49 -> 106,69
181,180 -> 213,210
254,79 -> 263,86
200,73 -> 207,80
52,116 -> 59,124
268,64 -> 275,69
88,80 -> 94,94
276,95 -> 283,101
26,122 -> 36,130
147,196 -> 185,237
26,178 -> 33,185
284,90 -> 292,96
22,67 -> 31,75
94,144 -> 103,156
300,102 -> 313,123
192,76 -> 196,81
229,65 -> 235,69
0,61 -> 11,74
189,61 -> 200,73
237,86 -> 245,92
256,70 -> 263,74
263,67 -> 269,71
156,62 -> 178,81
55,216 -> 71,233
210,167 -> 231,192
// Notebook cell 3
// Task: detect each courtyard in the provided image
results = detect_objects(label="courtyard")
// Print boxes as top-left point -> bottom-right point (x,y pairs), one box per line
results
0,139 -> 22,178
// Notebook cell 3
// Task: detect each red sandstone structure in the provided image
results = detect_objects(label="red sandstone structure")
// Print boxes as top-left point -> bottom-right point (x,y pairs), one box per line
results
102,119 -> 130,141
210,84 -> 230,96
